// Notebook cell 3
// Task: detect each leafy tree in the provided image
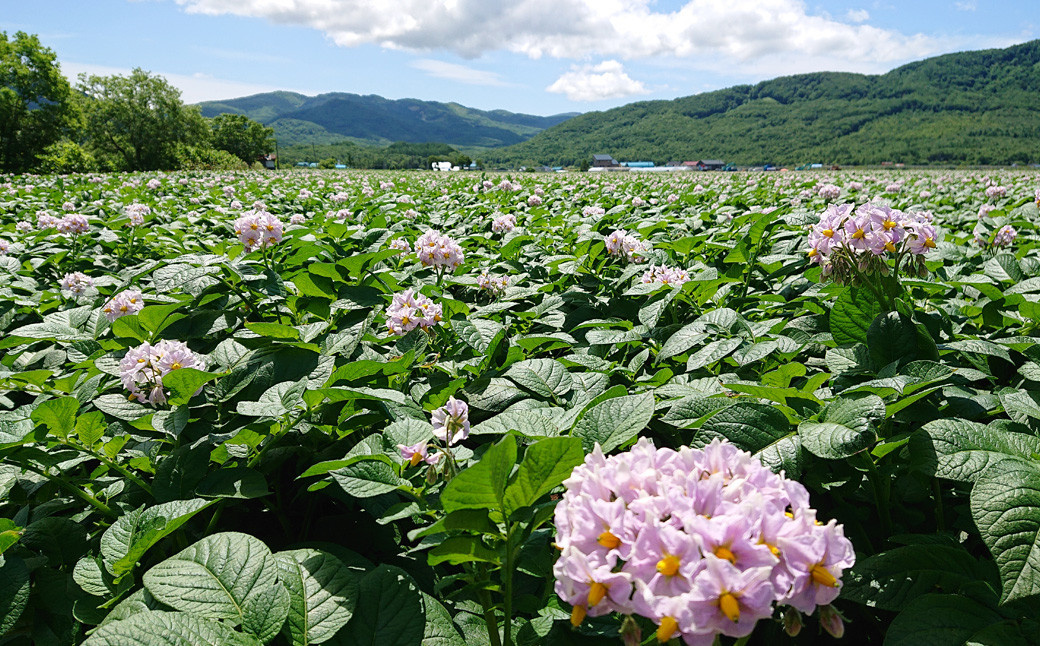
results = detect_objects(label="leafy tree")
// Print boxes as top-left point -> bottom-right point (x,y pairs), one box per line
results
209,113 -> 274,165
36,140 -> 97,173
78,68 -> 208,171
0,31 -> 80,172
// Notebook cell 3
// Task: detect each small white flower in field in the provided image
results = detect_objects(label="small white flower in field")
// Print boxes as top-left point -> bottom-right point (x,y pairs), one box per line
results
0,239 -> 9,255
491,212 -> 516,233
606,230 -> 650,262
16,221 -> 32,232
583,206 -> 605,218
985,185 -> 1006,199
102,290 -> 144,322
477,269 -> 509,293
57,214 -> 89,235
415,230 -> 464,270
431,397 -> 469,446
386,289 -> 442,336
641,265 -> 690,286
125,203 -> 151,226
403,208 -> 419,219
119,339 -> 201,406
527,195 -> 543,207
817,184 -> 840,201
147,179 -> 161,190
233,210 -> 283,251
60,272 -> 94,295
62,201 -> 75,212
978,204 -> 995,219
994,225 -> 1017,247
289,214 -> 306,224
388,238 -> 411,253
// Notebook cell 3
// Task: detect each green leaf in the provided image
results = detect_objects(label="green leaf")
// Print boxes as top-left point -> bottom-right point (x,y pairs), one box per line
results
441,435 -> 517,514
505,359 -> 573,400
884,594 -> 1004,646
843,544 -> 999,611
699,402 -> 801,475
469,409 -> 559,438
0,519 -> 21,555
329,457 -> 408,498
971,460 -> 1040,603
0,556 -> 30,636
111,315 -> 148,342
830,286 -> 880,345
101,499 -> 214,580
911,418 -> 1040,483
93,394 -> 151,421
197,467 -> 269,499
82,610 -> 260,646
504,437 -> 584,515
30,396 -> 79,436
427,536 -> 501,566
335,565 -> 424,646
657,322 -> 708,361
686,337 -> 742,370
421,593 -> 466,646
867,311 -> 932,367
75,411 -> 107,446
144,532 -> 288,639
246,321 -> 301,340
163,368 -> 220,406
138,303 -> 186,334
275,549 -> 360,646
572,392 -> 655,453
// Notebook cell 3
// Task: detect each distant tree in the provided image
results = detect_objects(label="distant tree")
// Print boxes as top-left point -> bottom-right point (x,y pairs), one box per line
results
579,159 -> 590,172
36,140 -> 97,174
78,68 -> 208,171
0,31 -> 80,172
318,158 -> 336,169
210,113 -> 274,165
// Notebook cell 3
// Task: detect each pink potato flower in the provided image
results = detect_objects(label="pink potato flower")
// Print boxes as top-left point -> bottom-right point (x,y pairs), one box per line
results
431,397 -> 470,446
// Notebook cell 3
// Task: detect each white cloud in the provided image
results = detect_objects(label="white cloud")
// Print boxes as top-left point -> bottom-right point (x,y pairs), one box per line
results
955,1 -> 976,10
410,59 -> 509,86
59,61 -> 315,104
174,0 -> 940,68
846,9 -> 870,23
546,60 -> 649,101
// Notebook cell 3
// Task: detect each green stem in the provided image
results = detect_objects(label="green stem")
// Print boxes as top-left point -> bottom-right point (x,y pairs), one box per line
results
80,443 -> 153,497
24,463 -> 118,520
503,524 -> 516,646
248,408 -> 310,469
932,478 -> 946,532
857,452 -> 893,536
476,564 -> 503,646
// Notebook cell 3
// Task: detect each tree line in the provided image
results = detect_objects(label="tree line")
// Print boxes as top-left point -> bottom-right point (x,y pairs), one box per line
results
1,31 -> 276,173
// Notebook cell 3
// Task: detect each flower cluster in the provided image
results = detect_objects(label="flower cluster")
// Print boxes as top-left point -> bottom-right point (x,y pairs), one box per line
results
984,185 -> 1007,199
0,239 -> 9,255
103,290 -> 144,322
415,230 -> 465,270
386,289 -> 442,335
605,230 -> 650,262
388,238 -> 411,252
60,272 -> 94,295
554,438 -> 854,644
816,184 -> 840,201
57,214 -> 90,235
233,210 -> 283,251
125,203 -> 151,226
477,269 -> 510,293
807,203 -> 937,281
119,340 -> 201,406
491,212 -> 516,233
994,224 -> 1017,247
641,265 -> 691,287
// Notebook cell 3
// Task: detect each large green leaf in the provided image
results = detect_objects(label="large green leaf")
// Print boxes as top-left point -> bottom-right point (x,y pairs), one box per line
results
333,565 -> 424,646
441,435 -> 517,514
572,392 -> 655,453
101,499 -> 214,580
830,286 -> 880,346
0,556 -> 29,636
143,532 -> 289,640
275,549 -> 360,646
504,359 -> 573,400
163,368 -> 220,406
503,436 -> 584,515
843,544 -> 999,611
421,593 -> 466,646
82,610 -> 260,646
30,396 -> 79,436
699,402 -> 801,475
911,418 -> 1040,483
657,322 -> 708,361
329,457 -> 408,498
971,459 -> 1040,603
884,594 -> 1004,646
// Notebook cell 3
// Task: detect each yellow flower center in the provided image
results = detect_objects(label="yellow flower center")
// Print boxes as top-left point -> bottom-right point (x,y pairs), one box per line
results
587,581 -> 608,607
821,228 -> 834,238
924,238 -> 936,248
719,592 -> 741,622
570,605 -> 586,627
884,241 -> 897,252
409,452 -> 423,467
883,219 -> 898,230
713,546 -> 736,564
597,531 -> 621,550
656,555 -> 680,577
171,362 -> 181,370
852,229 -> 866,240
250,223 -> 258,230
656,616 -> 679,643
811,563 -> 838,588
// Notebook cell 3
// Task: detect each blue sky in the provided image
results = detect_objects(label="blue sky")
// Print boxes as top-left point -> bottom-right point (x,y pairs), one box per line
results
2,0 -> 1036,116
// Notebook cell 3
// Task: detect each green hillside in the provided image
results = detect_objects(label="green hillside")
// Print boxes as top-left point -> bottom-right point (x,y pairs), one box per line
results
486,40 -> 1040,167
196,92 -> 577,148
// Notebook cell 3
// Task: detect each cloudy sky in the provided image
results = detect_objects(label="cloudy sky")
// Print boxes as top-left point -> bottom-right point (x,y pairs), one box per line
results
3,0 -> 1036,115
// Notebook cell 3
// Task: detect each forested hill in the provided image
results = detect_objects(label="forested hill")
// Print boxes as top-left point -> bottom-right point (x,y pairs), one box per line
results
486,39 -> 1040,167
196,91 -> 578,148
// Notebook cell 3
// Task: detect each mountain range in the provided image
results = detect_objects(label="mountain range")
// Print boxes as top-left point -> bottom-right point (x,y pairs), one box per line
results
196,92 -> 577,148
198,39 -> 1040,167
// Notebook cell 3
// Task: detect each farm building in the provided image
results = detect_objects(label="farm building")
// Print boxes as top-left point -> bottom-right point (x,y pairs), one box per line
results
592,154 -> 619,168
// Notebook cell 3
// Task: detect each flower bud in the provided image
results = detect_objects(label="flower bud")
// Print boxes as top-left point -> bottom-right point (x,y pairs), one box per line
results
620,615 -> 642,646
783,607 -> 803,637
819,604 -> 845,639
425,463 -> 439,485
